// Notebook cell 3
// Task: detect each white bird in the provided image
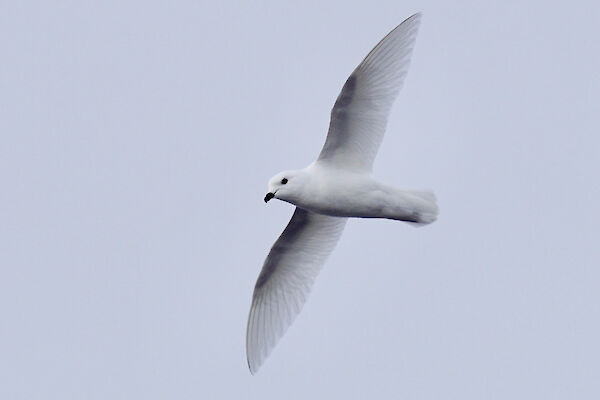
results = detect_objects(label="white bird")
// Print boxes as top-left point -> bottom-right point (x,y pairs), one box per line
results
247,13 -> 437,374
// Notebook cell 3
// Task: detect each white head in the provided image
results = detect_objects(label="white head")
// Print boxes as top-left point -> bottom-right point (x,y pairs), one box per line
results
264,170 -> 307,205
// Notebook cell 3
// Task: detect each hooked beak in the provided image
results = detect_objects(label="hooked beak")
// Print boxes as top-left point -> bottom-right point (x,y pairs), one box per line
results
264,192 -> 275,203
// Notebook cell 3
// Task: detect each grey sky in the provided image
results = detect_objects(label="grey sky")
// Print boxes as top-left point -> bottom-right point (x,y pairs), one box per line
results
1,1 -> 599,399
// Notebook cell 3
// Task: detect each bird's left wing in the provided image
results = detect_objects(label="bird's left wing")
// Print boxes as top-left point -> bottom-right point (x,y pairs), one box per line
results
246,208 -> 347,374
317,13 -> 421,171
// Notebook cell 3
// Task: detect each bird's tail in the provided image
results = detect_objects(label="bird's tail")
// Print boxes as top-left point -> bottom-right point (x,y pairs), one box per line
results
401,190 -> 438,226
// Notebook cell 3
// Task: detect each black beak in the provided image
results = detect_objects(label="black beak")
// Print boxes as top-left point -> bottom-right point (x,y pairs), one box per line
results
264,192 -> 275,203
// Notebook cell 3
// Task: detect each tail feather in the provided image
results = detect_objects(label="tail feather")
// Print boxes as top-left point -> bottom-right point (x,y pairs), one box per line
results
404,190 -> 438,226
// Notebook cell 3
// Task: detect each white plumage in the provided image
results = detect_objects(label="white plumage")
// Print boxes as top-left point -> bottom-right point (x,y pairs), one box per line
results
247,13 -> 436,374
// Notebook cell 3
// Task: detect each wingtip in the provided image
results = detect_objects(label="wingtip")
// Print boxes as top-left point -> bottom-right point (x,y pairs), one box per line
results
406,12 -> 422,26
247,358 -> 260,375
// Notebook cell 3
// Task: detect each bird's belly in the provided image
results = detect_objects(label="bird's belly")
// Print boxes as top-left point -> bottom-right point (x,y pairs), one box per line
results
297,187 -> 390,218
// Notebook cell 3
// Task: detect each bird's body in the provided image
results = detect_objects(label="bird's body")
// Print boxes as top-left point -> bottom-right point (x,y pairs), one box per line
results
273,163 -> 437,223
246,13 -> 437,374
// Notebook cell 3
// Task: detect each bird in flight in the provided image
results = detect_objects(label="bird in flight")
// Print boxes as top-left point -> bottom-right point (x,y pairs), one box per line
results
247,13 -> 437,374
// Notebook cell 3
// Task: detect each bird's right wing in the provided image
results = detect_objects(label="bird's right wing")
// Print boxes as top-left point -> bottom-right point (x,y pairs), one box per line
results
317,13 -> 422,172
246,208 -> 347,374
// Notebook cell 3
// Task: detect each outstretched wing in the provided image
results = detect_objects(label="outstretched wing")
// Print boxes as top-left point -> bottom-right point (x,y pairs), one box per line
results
246,208 -> 347,374
317,13 -> 422,171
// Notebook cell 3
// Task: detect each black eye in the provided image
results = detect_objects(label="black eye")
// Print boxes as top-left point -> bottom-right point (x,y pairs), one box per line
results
281,178 -> 288,184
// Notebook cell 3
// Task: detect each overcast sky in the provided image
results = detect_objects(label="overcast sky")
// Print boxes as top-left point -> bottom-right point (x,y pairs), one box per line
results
1,1 -> 599,399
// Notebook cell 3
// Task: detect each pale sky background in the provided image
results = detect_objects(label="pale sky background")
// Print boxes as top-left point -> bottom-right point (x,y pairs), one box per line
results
1,1 -> 599,399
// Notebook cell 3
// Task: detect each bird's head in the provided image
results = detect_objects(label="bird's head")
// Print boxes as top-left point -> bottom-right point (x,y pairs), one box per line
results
264,170 -> 306,204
